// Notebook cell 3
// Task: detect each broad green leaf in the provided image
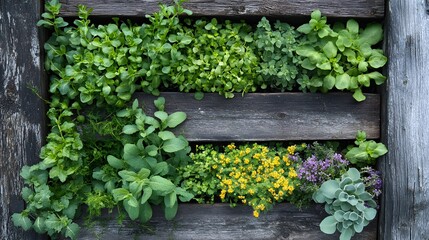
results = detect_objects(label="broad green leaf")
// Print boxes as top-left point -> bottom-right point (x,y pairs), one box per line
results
346,19 -> 359,34
316,61 -> 331,70
153,162 -> 169,175
323,41 -> 337,59
359,23 -> 383,46
123,144 -> 141,164
372,143 -> 388,157
158,131 -> 176,140
354,223 -> 364,233
124,198 -> 139,220
107,155 -> 124,169
112,188 -> 130,201
319,180 -> 340,199
12,213 -> 33,231
65,223 -> 79,240
33,217 -> 46,233
345,147 -> 368,164
297,23 -> 312,34
45,214 -> 63,232
335,73 -> 351,90
123,124 -> 139,134
311,10 -> 321,20
368,55 -> 387,68
145,145 -> 159,157
320,216 -> 337,234
164,200 -> 178,220
162,137 -> 188,153
154,111 -> 168,122
137,168 -> 151,179
141,187 -> 153,204
139,202 -> 152,223
149,176 -> 175,195
162,66 -> 171,74
176,187 -> 194,202
347,168 -> 361,181
166,112 -> 187,128
323,75 -> 336,90
164,191 -> 177,208
366,71 -> 386,85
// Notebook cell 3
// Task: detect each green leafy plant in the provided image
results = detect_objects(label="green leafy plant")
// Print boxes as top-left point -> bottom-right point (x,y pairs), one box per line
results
296,10 -> 387,101
177,144 -> 221,203
253,17 -> 301,91
345,130 -> 388,167
94,98 -> 194,221
313,168 -> 378,240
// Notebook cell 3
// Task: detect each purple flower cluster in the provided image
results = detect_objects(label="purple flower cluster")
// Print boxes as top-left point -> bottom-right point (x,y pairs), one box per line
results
361,167 -> 382,197
297,153 -> 349,185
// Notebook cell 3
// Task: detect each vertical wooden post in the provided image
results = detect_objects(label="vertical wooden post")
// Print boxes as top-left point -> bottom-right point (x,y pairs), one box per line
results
0,0 -> 47,239
381,0 -> 429,239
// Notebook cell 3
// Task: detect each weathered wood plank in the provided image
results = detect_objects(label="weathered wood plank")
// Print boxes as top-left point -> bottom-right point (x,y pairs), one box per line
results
76,203 -> 377,239
136,92 -> 380,141
0,0 -> 47,239
380,0 -> 429,239
59,0 -> 384,18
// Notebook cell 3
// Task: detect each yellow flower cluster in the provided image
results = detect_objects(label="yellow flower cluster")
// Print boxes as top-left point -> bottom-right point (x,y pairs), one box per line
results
217,143 -> 299,218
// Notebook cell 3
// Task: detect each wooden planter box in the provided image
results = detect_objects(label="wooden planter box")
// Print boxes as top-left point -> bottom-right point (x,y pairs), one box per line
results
76,204 -> 377,239
1,0 -> 396,239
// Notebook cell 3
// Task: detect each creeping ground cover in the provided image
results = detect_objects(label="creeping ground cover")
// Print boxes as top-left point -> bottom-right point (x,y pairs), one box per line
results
13,1 -> 387,240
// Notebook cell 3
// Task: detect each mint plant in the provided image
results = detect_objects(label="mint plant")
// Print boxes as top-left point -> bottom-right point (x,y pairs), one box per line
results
296,10 -> 387,101
313,168 -> 378,240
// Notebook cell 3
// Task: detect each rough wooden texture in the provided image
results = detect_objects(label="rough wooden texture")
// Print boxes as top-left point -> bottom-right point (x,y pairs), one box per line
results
59,0 -> 384,18
76,203 -> 377,239
136,92 -> 380,141
380,0 -> 429,239
0,0 -> 47,239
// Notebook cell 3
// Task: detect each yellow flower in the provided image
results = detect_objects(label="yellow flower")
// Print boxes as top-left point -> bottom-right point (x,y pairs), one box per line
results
287,145 -> 296,155
220,189 -> 226,199
212,165 -> 218,169
248,189 -> 255,195
244,158 -> 250,164
242,199 -> 247,204
228,188 -> 234,193
245,148 -> 251,154
227,143 -> 236,150
253,210 -> 260,218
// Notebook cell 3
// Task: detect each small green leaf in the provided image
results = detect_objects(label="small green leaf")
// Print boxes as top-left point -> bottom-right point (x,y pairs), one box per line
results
33,217 -> 46,233
323,41 -> 337,59
319,180 -> 340,199
363,208 -> 377,220
323,75 -> 336,90
366,71 -> 386,85
347,168 -> 361,181
154,97 -> 165,111
65,223 -> 80,240
339,227 -> 354,240
353,89 -> 366,102
154,111 -> 168,122
297,23 -> 312,34
320,216 -> 337,234
12,213 -> 33,231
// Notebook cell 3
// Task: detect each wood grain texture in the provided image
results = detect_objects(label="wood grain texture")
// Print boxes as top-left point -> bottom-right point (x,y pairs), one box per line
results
0,0 -> 47,239
380,0 -> 429,239
136,92 -> 380,141
59,0 -> 384,18
76,203 -> 377,239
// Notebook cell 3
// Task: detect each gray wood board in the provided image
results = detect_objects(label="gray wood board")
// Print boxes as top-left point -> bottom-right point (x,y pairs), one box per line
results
380,0 -> 429,239
76,203 -> 377,240
58,0 -> 384,18
136,92 -> 380,141
0,0 -> 48,239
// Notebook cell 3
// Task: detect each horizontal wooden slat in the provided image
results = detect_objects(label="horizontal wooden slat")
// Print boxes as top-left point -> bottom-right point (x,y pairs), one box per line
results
136,92 -> 380,141
59,0 -> 384,18
76,203 -> 377,239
